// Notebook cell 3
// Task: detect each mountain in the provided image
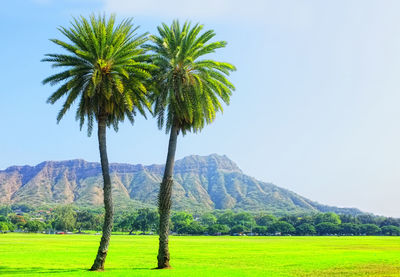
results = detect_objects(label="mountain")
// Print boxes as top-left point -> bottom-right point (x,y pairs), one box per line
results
0,154 -> 362,215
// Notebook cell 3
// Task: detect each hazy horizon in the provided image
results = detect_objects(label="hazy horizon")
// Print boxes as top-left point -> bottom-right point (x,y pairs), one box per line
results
1,0 -> 400,217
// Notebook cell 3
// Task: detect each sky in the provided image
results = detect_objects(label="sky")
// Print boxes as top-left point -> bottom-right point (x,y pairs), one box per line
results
1,0 -> 400,217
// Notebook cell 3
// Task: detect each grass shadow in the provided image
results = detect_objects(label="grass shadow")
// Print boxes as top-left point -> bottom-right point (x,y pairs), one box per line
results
0,266 -> 160,275
0,266 -> 83,275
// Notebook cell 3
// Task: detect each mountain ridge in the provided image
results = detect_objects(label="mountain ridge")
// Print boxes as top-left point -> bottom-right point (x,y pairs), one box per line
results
0,154 -> 363,215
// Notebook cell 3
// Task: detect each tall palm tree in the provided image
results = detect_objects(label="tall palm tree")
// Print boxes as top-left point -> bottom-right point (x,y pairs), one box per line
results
146,20 -> 236,269
42,14 -> 152,271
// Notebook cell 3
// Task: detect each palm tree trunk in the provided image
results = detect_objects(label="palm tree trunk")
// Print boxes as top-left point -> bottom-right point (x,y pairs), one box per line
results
90,116 -> 114,271
156,124 -> 179,269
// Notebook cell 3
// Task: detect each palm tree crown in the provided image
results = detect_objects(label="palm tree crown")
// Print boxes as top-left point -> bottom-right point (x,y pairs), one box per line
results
146,20 -> 236,134
42,14 -> 153,134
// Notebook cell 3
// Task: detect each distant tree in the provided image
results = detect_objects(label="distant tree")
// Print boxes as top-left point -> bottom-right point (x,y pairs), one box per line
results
356,214 -> 383,226
296,223 -> 316,236
5,222 -> 15,232
171,212 -> 193,233
148,20 -> 236,269
217,211 -> 236,227
233,212 -> 256,228
0,206 -> 11,217
297,215 -> 314,226
200,213 -> 217,227
314,213 -> 341,225
93,214 -> 104,232
339,223 -> 360,235
359,224 -> 381,235
315,222 -> 340,235
269,222 -> 295,235
380,218 -> 400,228
256,214 -> 277,227
76,210 -> 99,232
230,225 -> 245,235
280,215 -> 301,227
0,222 -> 9,233
117,213 -> 136,234
25,220 -> 46,233
207,224 -> 230,235
9,214 -> 27,229
339,214 -> 359,224
381,225 -> 400,236
52,206 -> 77,232
42,14 -> 152,271
11,204 -> 32,213
181,221 -> 205,235
253,226 -> 268,235
133,208 -> 159,233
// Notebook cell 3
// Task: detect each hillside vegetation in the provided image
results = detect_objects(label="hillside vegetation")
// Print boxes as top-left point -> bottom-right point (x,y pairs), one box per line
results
0,154 -> 361,215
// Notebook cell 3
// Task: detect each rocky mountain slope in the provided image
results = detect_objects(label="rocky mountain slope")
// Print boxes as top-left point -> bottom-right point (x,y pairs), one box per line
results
0,154 -> 362,215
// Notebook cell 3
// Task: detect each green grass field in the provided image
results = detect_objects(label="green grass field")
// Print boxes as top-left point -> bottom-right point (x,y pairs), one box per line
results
1,234 -> 400,276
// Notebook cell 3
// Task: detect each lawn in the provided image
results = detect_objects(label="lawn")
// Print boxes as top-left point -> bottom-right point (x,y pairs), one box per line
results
0,234 -> 400,276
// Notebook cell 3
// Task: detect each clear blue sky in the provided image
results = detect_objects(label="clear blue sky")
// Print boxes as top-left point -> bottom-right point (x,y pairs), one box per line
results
1,0 -> 400,217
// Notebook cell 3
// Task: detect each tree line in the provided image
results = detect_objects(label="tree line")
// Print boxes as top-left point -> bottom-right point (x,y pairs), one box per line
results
1,205 -> 400,236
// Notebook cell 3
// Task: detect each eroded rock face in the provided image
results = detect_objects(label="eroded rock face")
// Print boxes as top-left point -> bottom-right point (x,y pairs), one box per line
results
0,154 -> 362,215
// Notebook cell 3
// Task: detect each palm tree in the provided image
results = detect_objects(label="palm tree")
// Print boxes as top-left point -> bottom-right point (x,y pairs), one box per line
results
42,14 -> 152,271
146,20 -> 236,269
